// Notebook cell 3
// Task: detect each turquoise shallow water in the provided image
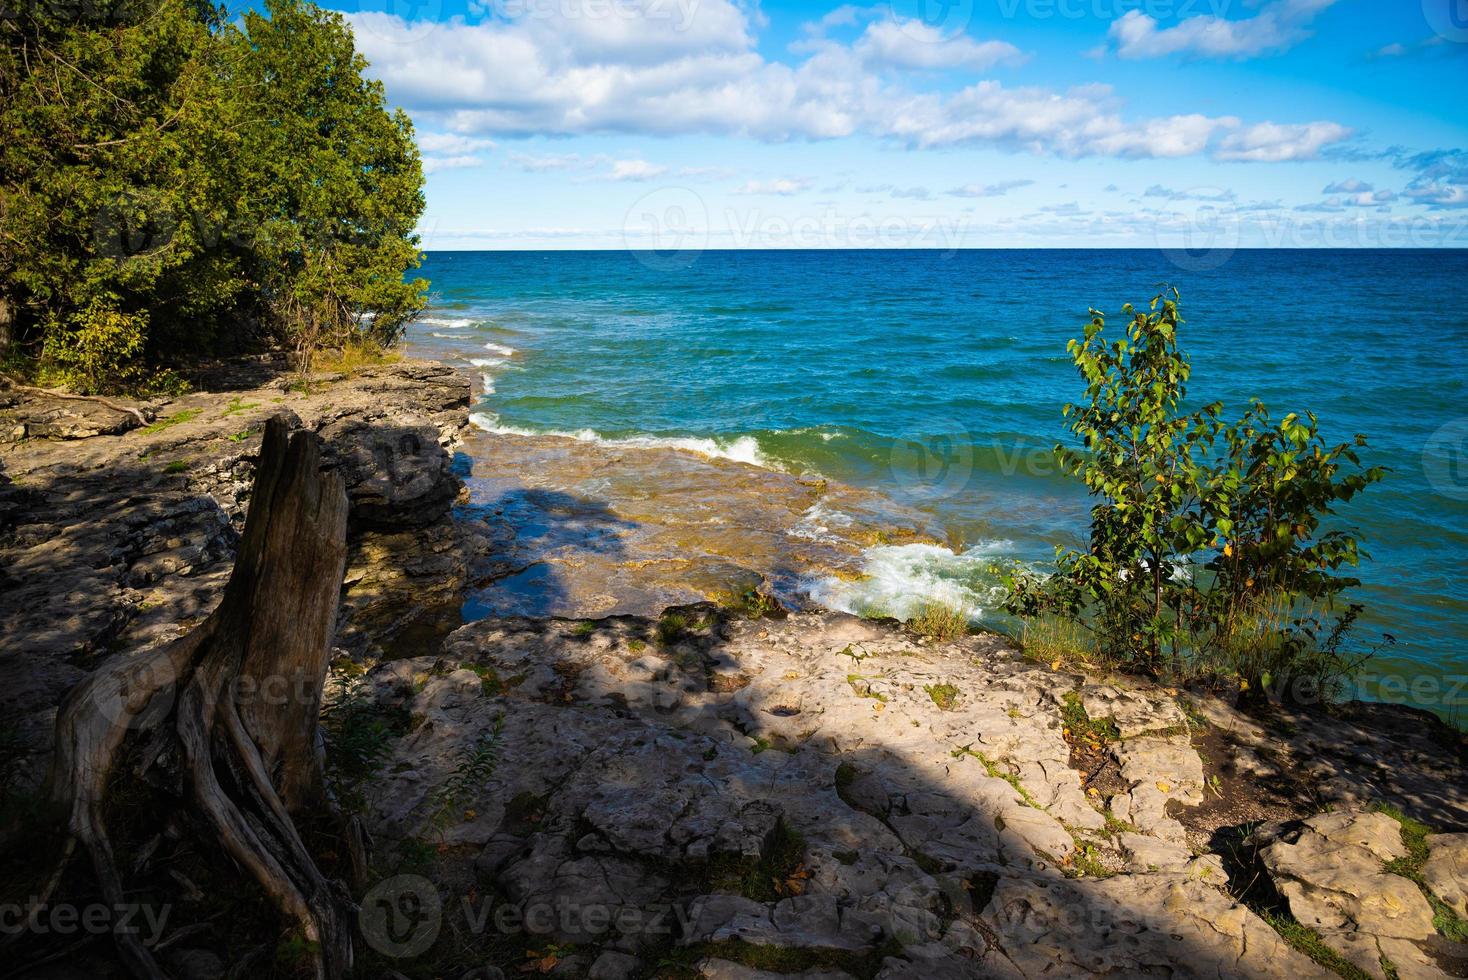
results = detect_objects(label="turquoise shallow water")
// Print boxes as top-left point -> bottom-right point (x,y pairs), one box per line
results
408,248 -> 1468,716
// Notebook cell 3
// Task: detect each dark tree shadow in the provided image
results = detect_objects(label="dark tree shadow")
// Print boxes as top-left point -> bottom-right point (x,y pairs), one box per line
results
458,487 -> 638,621
335,603 -> 1468,980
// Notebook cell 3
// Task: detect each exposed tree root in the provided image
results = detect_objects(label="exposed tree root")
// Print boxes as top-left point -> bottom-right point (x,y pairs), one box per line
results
0,371 -> 150,426
43,416 -> 354,979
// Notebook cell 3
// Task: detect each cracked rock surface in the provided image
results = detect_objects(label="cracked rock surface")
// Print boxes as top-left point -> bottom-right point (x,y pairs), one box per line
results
7,356 -> 1468,979
349,609 -> 1468,978
0,358 -> 481,777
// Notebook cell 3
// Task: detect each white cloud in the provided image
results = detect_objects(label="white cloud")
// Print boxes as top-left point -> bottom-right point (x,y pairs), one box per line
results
417,132 -> 495,154
1107,0 -> 1339,60
946,179 -> 1033,197
606,158 -> 668,180
507,152 -> 585,172
422,154 -> 487,173
851,19 -> 1024,71
1214,121 -> 1353,162
1143,184 -> 1236,201
734,177 -> 814,195
1323,178 -> 1372,194
1401,150 -> 1468,209
1298,188 -> 1397,211
417,132 -> 495,172
1370,42 -> 1408,58
349,4 -> 1352,163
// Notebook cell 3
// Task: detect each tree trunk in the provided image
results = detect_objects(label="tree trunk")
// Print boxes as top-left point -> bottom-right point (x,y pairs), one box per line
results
44,415 -> 354,979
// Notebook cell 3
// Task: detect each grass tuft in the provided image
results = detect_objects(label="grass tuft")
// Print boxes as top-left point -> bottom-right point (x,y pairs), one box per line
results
1020,615 -> 1096,667
908,600 -> 969,641
1261,911 -> 1374,980
700,818 -> 807,902
140,407 -> 201,434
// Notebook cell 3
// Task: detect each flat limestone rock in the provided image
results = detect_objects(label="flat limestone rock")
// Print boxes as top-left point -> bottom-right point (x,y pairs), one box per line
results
1424,833 -> 1468,920
1112,734 -> 1205,844
1254,810 -> 1448,980
0,360 -> 475,777
981,873 -> 1336,980
1080,683 -> 1186,737
697,959 -> 854,980
0,389 -> 147,440
348,609 -> 1418,979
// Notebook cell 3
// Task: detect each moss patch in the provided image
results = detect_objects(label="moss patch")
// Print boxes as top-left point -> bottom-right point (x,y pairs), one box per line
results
924,682 -> 960,711
140,407 -> 201,434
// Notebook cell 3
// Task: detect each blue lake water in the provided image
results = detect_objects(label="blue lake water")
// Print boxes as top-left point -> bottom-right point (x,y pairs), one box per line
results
408,248 -> 1468,715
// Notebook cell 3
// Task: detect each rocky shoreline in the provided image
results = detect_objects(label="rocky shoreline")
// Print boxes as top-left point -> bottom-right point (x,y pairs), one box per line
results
2,357 -> 1467,980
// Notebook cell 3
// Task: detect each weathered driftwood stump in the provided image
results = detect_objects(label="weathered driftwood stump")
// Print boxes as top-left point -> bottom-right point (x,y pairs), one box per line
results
46,416 -> 353,979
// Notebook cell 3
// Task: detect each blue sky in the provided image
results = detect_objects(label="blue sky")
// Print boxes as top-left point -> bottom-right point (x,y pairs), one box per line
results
323,0 -> 1467,248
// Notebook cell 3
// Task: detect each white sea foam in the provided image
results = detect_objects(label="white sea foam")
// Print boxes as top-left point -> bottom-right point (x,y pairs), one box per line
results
468,412 -> 778,469
468,357 -> 508,368
805,541 -> 1016,623
420,316 -> 473,328
787,502 -> 855,543
483,341 -> 516,356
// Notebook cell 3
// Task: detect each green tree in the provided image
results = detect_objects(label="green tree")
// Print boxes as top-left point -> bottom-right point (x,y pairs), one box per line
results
1004,289 -> 1385,698
0,0 -> 426,391
0,0 -> 232,390
225,0 -> 427,359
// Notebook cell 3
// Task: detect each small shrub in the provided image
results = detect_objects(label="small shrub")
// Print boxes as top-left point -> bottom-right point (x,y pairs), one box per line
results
657,612 -> 697,645
424,715 -> 504,837
716,587 -> 783,620
39,300 -> 147,394
1004,288 -> 1384,696
321,676 -> 410,813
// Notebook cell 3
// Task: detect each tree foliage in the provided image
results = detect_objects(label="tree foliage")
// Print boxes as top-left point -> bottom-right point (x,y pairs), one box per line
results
0,0 -> 426,392
1004,289 -> 1386,700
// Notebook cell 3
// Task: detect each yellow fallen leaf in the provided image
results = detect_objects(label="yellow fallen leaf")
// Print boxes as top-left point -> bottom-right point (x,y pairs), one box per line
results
1156,780 -> 1172,793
